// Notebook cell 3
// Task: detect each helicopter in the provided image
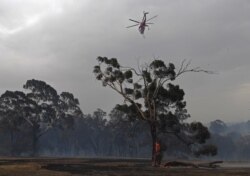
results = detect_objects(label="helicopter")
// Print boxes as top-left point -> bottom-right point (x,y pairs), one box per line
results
127,11 -> 157,35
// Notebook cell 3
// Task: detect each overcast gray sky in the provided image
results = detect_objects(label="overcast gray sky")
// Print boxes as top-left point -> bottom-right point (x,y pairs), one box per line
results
0,0 -> 250,123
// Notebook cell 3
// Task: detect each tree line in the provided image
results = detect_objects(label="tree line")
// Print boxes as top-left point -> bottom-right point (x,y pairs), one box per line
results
0,58 -> 218,160
0,78 -> 215,158
208,120 -> 250,160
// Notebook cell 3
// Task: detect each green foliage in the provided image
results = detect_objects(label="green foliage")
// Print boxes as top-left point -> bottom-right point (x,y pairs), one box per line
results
93,57 -> 191,126
150,60 -> 166,69
60,92 -> 80,105
94,56 -> 215,157
0,79 -> 83,156
159,112 -> 180,133
127,79 -> 133,83
134,90 -> 142,99
97,56 -> 120,68
115,103 -> 142,122
190,122 -> 210,144
167,84 -> 185,102
93,65 -> 101,74
24,79 -> 59,104
176,101 -> 186,109
124,70 -> 133,79
142,70 -> 152,83
149,60 -> 176,79
209,120 -> 227,134
134,83 -> 142,89
194,144 -> 218,157
124,88 -> 134,95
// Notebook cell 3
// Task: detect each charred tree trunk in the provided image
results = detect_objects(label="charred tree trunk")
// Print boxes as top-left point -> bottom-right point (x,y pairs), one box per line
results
10,129 -> 14,156
150,122 -> 157,166
32,127 -> 38,157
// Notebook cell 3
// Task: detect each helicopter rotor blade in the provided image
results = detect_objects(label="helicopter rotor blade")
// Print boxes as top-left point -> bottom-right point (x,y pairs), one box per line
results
146,22 -> 154,25
146,15 -> 158,22
126,24 -> 140,28
129,19 -> 140,23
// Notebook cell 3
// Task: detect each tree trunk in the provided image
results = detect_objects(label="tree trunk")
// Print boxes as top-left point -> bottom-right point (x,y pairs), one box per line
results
10,129 -> 14,156
32,127 -> 38,157
150,122 -> 157,166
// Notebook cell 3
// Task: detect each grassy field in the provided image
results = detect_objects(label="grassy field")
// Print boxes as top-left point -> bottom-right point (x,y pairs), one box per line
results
0,157 -> 250,176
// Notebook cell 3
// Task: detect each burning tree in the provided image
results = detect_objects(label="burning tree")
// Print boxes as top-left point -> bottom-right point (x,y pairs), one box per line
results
93,57 -> 216,165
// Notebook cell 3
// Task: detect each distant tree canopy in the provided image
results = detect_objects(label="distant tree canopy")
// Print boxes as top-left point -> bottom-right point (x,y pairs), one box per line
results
209,120 -> 228,134
94,57 -> 216,163
0,79 -> 83,156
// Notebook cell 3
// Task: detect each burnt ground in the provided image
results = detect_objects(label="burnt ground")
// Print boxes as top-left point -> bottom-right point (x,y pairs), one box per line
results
0,157 -> 250,176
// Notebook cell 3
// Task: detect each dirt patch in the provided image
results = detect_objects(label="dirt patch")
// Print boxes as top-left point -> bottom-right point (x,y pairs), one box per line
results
0,158 -> 250,176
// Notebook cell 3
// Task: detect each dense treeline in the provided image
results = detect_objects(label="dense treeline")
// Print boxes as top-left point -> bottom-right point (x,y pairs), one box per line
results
208,120 -> 250,160
2,104 -> 250,160
0,79 -> 249,160
0,79 -> 152,157
0,79 -> 208,158
0,105 -> 208,158
0,104 -> 152,157
0,79 -> 83,156
39,108 -> 152,157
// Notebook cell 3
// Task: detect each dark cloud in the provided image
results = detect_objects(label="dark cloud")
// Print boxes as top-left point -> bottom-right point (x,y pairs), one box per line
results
0,0 -> 250,122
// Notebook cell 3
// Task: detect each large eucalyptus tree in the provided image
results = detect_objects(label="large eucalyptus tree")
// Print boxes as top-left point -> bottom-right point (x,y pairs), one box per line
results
94,57 -> 215,164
